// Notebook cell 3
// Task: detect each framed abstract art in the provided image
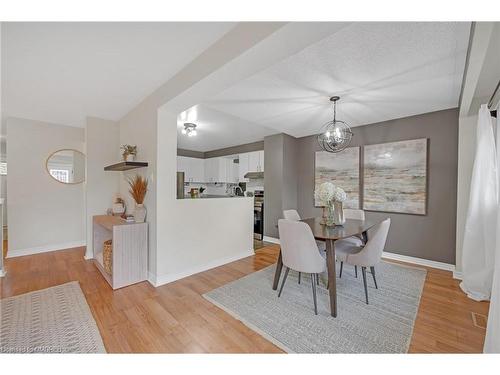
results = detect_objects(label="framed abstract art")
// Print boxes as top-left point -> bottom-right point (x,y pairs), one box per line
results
363,138 -> 428,215
314,147 -> 360,209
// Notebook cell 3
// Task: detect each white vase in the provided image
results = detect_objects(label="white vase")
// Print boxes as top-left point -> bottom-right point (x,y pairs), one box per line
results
333,201 -> 345,225
125,154 -> 135,162
133,204 -> 146,223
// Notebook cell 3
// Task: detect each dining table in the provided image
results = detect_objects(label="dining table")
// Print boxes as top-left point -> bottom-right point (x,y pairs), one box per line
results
272,217 -> 378,317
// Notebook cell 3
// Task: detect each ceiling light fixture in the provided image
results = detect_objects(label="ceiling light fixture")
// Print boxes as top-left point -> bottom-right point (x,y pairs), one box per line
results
317,96 -> 353,153
182,123 -> 197,137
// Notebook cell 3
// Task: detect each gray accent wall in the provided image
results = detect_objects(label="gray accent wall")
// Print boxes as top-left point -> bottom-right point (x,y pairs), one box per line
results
264,133 -> 299,238
296,108 -> 459,264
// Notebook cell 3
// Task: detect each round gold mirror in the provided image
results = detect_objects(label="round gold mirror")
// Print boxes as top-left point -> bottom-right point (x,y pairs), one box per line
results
46,149 -> 86,184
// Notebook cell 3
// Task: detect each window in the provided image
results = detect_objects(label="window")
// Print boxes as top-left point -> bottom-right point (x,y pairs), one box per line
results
49,169 -> 69,183
0,162 -> 6,175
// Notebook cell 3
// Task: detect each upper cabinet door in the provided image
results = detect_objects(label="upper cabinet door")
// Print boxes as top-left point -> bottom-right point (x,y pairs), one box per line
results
238,153 -> 250,182
191,158 -> 205,182
178,156 -> 205,182
248,151 -> 260,172
204,158 -> 216,183
258,150 -> 264,172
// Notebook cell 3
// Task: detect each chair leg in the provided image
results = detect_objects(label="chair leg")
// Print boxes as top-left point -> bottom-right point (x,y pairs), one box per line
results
355,265 -> 358,278
316,273 -> 320,285
311,273 -> 318,315
361,267 -> 369,304
298,272 -> 301,284
278,267 -> 290,297
370,266 -> 378,289
339,261 -> 343,278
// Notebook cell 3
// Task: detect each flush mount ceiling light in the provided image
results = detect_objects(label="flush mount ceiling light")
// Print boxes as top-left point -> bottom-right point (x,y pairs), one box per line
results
317,96 -> 353,153
181,122 -> 197,137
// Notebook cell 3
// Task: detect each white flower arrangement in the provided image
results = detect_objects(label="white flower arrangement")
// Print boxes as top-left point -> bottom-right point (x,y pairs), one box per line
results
315,182 -> 347,206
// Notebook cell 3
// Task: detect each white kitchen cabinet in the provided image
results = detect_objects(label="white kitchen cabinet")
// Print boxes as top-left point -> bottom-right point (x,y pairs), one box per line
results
258,150 -> 264,172
248,150 -> 264,172
204,157 -> 227,183
238,153 -> 249,182
177,156 -> 204,182
248,151 -> 259,172
190,158 -> 204,182
237,151 -> 264,182
225,158 -> 238,183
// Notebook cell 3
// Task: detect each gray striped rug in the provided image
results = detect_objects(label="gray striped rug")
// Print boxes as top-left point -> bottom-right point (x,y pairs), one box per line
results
1,281 -> 106,353
204,261 -> 426,353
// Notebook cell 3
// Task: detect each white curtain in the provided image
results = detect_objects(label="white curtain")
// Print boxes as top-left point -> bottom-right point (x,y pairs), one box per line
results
460,104 -> 498,301
484,113 -> 500,353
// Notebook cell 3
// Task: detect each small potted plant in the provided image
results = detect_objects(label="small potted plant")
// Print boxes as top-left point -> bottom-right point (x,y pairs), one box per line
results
127,175 -> 148,223
121,144 -> 137,162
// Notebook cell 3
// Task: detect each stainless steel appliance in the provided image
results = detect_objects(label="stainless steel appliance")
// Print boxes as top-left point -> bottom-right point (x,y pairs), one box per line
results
176,172 -> 185,199
254,190 -> 264,240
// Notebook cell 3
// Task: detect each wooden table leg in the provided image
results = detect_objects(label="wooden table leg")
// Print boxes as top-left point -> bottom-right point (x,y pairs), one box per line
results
326,239 -> 337,317
272,249 -> 283,290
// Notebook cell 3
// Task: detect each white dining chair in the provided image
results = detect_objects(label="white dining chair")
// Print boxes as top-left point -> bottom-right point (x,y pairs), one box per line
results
277,219 -> 327,315
335,218 -> 391,304
335,209 -> 366,278
282,209 -> 326,285
283,209 -> 301,221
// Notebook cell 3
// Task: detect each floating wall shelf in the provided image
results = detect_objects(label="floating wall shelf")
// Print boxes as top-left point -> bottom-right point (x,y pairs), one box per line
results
104,161 -> 149,171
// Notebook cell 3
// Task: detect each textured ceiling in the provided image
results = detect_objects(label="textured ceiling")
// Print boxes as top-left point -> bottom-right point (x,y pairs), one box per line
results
202,22 -> 470,139
177,104 -> 276,152
1,22 -> 235,128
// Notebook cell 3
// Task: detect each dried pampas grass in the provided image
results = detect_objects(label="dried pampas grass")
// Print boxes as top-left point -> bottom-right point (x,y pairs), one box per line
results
128,175 -> 148,204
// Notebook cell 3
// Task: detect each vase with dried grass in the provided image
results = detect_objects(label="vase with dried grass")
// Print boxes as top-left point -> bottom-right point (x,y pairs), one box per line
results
127,175 -> 148,223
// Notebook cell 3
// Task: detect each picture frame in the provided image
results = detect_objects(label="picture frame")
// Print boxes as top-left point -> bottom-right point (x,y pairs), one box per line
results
362,138 -> 428,215
314,147 -> 360,209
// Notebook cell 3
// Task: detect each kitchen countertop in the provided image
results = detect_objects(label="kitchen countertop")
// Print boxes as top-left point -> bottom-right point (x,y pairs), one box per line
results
179,194 -> 251,199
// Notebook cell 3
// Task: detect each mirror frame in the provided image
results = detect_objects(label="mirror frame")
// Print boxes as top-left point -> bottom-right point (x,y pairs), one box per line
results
46,148 -> 86,185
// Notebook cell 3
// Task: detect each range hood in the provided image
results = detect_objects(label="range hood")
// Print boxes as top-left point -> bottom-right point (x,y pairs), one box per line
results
244,171 -> 264,179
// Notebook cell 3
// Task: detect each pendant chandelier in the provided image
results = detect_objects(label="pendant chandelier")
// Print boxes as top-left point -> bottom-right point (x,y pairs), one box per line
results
317,96 -> 353,153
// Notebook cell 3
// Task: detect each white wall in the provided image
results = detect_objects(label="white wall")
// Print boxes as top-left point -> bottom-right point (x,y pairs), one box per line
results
155,109 -> 253,284
7,117 -> 85,256
118,99 -> 158,274
85,117 -> 120,258
1,21 -> 4,275
83,23 -> 344,284
0,156 -> 6,225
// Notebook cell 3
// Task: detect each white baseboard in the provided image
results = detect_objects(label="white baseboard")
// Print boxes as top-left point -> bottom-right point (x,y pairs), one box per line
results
152,250 -> 254,287
6,241 -> 86,258
260,237 -> 456,273
382,251 -> 455,272
264,236 -> 456,274
147,271 -> 157,286
263,236 -> 280,244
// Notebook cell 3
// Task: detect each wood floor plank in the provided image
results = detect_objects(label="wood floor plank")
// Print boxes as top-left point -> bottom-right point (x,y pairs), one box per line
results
0,244 -> 489,353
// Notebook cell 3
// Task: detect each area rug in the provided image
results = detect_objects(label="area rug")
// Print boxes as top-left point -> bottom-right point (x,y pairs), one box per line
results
1,281 -> 106,353
203,261 -> 426,353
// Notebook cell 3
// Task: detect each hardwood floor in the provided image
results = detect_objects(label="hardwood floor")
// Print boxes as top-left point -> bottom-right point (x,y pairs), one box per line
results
0,244 -> 489,353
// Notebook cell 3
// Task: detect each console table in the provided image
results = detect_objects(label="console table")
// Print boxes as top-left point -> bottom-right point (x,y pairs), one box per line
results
92,215 -> 148,289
